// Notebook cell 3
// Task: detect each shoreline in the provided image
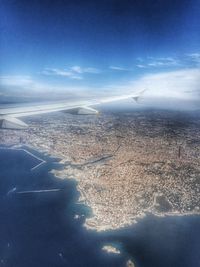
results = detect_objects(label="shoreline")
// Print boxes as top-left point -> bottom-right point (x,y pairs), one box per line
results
1,145 -> 200,232
0,110 -> 199,233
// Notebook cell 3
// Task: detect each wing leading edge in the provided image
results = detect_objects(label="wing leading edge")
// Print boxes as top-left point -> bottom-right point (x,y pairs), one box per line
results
0,90 -> 145,129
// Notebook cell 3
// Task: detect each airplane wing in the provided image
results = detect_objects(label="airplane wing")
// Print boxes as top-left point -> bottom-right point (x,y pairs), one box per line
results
0,90 -> 145,129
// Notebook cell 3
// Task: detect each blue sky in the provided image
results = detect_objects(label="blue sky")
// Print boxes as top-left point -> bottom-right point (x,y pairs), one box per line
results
0,0 -> 200,103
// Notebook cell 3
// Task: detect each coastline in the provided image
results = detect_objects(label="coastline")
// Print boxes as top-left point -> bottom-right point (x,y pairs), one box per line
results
1,144 -> 199,232
0,110 -> 199,232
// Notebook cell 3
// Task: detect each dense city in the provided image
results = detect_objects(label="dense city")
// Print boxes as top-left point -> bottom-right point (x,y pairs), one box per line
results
1,109 -> 200,231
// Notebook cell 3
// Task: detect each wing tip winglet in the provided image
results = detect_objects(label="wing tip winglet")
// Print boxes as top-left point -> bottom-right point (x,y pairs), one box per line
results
132,89 -> 147,103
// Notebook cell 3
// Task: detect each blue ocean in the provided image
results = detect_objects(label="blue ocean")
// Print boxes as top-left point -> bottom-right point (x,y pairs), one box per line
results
0,147 -> 199,267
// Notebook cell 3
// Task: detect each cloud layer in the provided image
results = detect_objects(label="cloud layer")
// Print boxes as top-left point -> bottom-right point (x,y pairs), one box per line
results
133,68 -> 200,99
105,68 -> 200,110
1,67 -> 199,110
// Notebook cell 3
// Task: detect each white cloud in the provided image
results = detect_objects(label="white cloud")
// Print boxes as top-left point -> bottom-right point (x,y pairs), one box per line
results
136,53 -> 200,69
0,75 -> 34,87
131,68 -> 200,99
0,75 -> 93,100
139,57 -> 180,68
103,68 -> 200,110
42,65 -> 100,79
1,67 -> 199,110
0,75 -> 53,93
70,66 -> 100,74
41,68 -> 82,80
70,66 -> 82,73
109,66 -> 130,71
186,53 -> 200,64
136,64 -> 146,68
